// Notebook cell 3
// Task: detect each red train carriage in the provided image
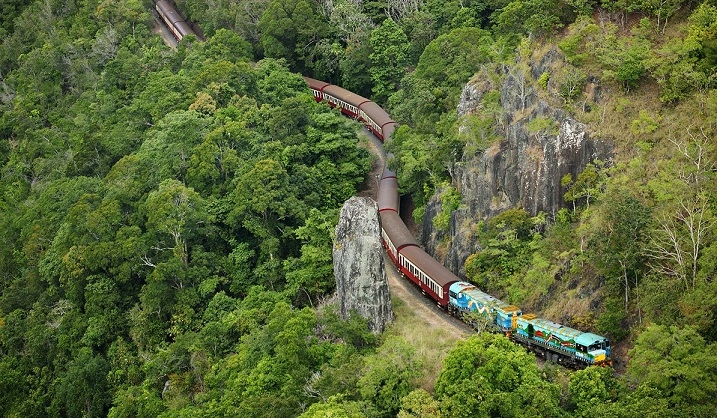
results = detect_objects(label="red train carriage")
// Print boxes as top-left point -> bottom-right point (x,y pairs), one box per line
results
379,211 -> 419,265
358,102 -> 397,141
304,77 -> 330,102
321,84 -> 371,118
303,77 -> 396,141
397,246 -> 459,307
377,169 -> 399,213
155,0 -> 194,41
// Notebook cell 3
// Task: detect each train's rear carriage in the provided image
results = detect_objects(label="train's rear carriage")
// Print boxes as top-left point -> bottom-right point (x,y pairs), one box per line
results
377,175 -> 399,213
398,246 -> 459,306
359,102 -> 395,141
379,211 -> 419,264
174,21 -> 194,38
322,85 -> 369,118
304,77 -> 331,102
156,1 -> 181,24
156,0 -> 194,41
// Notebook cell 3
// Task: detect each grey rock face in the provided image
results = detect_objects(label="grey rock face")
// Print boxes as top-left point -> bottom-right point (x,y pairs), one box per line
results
423,50 -> 614,277
333,197 -> 393,333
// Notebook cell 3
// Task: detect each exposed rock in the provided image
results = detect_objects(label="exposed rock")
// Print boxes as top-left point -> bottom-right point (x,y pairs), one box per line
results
423,49 -> 614,277
333,196 -> 393,333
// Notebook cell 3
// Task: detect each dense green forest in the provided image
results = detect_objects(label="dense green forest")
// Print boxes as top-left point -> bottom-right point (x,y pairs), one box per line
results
1,0 -> 717,417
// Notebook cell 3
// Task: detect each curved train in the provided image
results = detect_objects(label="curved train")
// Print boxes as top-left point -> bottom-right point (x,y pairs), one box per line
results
156,2 -> 611,369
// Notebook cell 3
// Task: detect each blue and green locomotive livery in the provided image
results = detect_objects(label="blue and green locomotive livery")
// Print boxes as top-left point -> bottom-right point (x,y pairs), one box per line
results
448,282 -> 611,367
515,315 -> 611,366
448,282 -> 522,332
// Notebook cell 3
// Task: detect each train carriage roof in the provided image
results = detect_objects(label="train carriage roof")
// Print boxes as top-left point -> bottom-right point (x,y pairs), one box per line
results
360,102 -> 394,127
175,21 -> 194,38
379,211 -> 419,250
399,246 -> 459,288
575,332 -> 609,346
530,318 -> 583,341
322,85 -> 370,107
156,0 -> 185,25
382,122 -> 397,142
377,176 -> 399,212
381,167 -> 397,180
451,282 -> 521,315
304,77 -> 330,91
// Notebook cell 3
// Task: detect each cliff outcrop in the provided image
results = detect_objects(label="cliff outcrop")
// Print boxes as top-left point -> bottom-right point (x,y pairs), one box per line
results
333,196 -> 394,333
423,48 -> 614,277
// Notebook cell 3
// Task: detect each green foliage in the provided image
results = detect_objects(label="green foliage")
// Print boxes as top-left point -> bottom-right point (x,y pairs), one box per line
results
537,72 -> 550,89
433,185 -> 462,231
435,333 -> 562,417
492,0 -> 569,37
627,325 -> 717,414
370,18 -> 410,103
258,0 -> 328,73
398,389 -> 442,418
562,162 -> 607,210
569,366 -> 620,415
630,109 -> 659,134
358,336 -> 423,417
465,209 -> 545,295
300,395 -> 374,418
0,6 -> 372,414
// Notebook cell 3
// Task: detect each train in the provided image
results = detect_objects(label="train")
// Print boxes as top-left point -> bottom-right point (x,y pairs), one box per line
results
155,2 -> 612,369
155,0 -> 194,41
304,77 -> 611,368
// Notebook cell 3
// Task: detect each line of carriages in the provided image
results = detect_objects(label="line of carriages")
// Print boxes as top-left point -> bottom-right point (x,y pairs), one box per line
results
305,76 -> 611,369
153,0 -> 613,367
155,0 -> 194,41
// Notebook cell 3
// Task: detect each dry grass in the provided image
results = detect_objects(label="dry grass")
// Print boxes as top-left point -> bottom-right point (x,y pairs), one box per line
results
384,297 -> 467,392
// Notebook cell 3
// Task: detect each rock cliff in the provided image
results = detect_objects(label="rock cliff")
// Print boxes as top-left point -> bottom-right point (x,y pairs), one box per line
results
423,48 -> 614,277
333,196 -> 393,333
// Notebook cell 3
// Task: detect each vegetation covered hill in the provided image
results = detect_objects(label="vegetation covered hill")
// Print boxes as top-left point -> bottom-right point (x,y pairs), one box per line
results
1,0 -> 717,417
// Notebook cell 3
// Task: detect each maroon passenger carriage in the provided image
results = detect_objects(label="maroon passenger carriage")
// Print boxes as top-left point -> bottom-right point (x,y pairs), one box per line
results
377,170 -> 458,307
304,77 -> 397,141
155,0 -> 194,41
305,76 -> 458,307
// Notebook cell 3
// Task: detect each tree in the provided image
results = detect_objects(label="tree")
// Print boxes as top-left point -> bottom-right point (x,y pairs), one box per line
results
144,179 -> 208,269
398,389 -> 442,418
647,133 -> 715,292
569,366 -> 619,415
435,333 -> 562,418
370,18 -> 410,103
562,162 -> 607,210
258,0 -> 328,72
358,336 -> 422,417
588,192 -> 651,323
54,348 -> 111,418
299,395 -> 373,418
627,325 -> 717,415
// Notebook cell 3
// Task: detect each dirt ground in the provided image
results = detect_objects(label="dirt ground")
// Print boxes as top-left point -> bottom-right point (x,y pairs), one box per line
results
152,10 -> 178,49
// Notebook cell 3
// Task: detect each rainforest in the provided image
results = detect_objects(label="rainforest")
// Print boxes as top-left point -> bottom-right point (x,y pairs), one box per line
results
1,0 -> 717,417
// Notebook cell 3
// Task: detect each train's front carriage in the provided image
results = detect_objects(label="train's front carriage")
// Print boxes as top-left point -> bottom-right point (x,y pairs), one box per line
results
574,333 -> 611,365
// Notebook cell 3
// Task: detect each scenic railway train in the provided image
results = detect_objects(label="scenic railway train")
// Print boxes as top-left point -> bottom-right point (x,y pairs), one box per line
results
155,1 -> 612,369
